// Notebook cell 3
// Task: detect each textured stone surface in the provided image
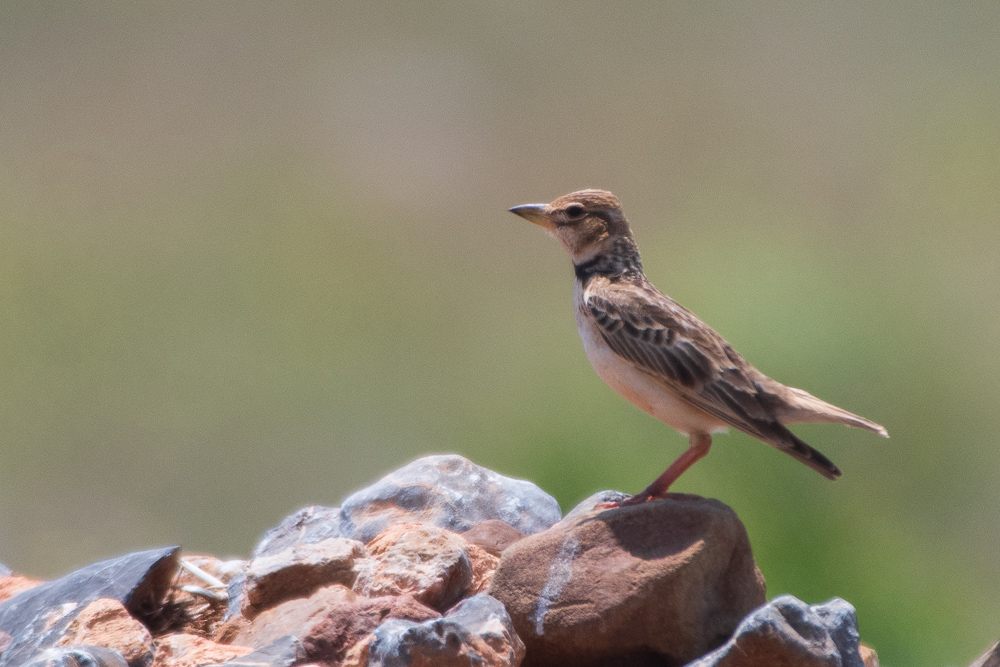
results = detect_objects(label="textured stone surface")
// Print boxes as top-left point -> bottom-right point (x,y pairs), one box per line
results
0,547 -> 179,667
56,598 -> 154,667
971,641 -> 1000,667
460,521 -> 526,557
490,494 -> 765,667
465,542 -> 501,596
686,595 -> 865,667
23,646 -> 130,667
243,538 -> 367,617
225,506 -> 343,622
339,455 -> 561,542
0,574 -> 44,605
151,633 -> 252,667
353,523 -> 473,612
231,584 -> 439,665
214,635 -> 306,667
859,645 -> 879,667
355,594 -> 524,667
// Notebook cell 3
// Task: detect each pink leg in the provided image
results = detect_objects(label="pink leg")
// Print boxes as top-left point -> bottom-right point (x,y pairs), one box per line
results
617,432 -> 712,507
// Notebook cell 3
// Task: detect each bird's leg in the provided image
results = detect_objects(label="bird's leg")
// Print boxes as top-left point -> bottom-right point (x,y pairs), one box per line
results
616,432 -> 712,507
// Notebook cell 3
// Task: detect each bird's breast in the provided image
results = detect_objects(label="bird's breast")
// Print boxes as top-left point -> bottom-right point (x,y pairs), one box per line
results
573,283 -> 727,437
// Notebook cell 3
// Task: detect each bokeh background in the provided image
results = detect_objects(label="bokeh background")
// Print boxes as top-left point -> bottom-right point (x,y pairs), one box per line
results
1,2 -> 998,665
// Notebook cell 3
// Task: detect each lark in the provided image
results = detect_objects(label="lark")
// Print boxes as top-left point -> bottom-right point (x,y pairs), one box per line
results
511,189 -> 887,506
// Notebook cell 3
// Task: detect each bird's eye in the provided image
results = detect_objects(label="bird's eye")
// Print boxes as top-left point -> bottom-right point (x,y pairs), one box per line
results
565,204 -> 586,219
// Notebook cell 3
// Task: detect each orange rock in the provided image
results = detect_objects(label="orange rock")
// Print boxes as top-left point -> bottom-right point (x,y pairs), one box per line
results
0,575 -> 43,604
56,598 -> 153,666
860,644 -> 880,667
353,523 -> 472,611
152,633 -> 252,667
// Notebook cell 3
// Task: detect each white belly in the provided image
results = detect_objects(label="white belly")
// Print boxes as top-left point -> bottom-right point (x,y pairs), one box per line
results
574,285 -> 728,437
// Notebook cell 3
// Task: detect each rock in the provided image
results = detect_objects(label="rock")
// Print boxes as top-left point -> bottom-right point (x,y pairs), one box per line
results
225,506 -> 343,622
0,563 -> 10,577
55,598 -> 154,667
339,455 -> 561,542
686,595 -> 865,667
229,584 -> 439,665
151,634 -> 252,667
23,646 -> 130,667
253,507 -> 345,559
460,521 -> 526,557
489,494 -> 766,667
465,543 -> 500,596
357,594 -> 524,667
0,547 -> 179,667
243,538 -> 367,617
212,635 -> 306,667
972,641 -> 1000,667
0,574 -> 44,604
352,524 -> 473,612
859,645 -> 879,667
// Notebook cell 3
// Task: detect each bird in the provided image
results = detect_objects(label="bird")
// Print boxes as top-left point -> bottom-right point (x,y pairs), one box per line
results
510,189 -> 888,506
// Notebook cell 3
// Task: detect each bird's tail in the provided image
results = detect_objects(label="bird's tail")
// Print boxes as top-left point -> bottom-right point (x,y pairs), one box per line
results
780,387 -> 889,437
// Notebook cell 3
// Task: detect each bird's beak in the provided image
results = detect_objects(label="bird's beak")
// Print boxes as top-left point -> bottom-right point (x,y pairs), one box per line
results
508,203 -> 555,230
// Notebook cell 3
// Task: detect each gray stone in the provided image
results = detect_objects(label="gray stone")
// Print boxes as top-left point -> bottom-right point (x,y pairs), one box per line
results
253,507 -> 344,560
685,595 -> 865,667
0,563 -> 10,577
339,455 -> 561,543
22,646 -> 129,667
971,641 -> 1000,667
362,594 -> 524,667
0,548 -> 179,667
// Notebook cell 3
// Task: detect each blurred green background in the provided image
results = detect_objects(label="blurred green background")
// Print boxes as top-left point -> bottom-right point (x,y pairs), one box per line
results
1,2 -> 998,665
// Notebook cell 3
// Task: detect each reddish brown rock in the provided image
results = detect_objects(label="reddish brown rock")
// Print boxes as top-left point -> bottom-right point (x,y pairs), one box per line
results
860,645 -> 879,667
242,538 -> 367,617
231,584 -> 439,665
0,575 -> 43,605
151,633 -> 252,667
353,524 -> 473,612
489,494 -> 766,667
55,598 -> 153,667
465,543 -> 500,596
460,521 -> 526,557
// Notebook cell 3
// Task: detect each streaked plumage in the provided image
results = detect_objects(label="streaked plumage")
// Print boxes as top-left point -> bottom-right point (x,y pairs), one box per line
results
510,189 -> 887,505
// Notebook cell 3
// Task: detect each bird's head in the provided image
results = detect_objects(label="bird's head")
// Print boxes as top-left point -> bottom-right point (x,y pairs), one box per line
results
509,189 -> 633,262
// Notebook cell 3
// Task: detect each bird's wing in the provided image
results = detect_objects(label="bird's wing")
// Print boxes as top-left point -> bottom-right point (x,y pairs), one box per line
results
585,279 -> 841,479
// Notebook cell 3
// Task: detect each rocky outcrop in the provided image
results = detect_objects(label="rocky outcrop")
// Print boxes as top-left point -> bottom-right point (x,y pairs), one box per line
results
0,455 -> 881,667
